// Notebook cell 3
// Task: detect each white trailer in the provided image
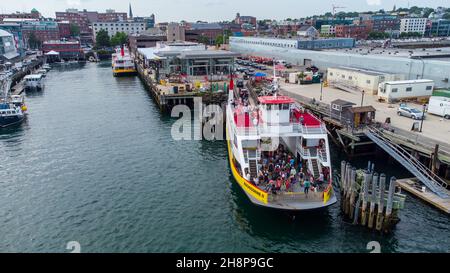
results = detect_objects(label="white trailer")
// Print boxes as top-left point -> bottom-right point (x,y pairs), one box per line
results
428,96 -> 450,119
378,79 -> 434,102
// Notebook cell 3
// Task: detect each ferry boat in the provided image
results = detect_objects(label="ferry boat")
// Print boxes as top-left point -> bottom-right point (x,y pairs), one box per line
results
24,74 -> 44,91
112,46 -> 137,77
226,82 -> 337,211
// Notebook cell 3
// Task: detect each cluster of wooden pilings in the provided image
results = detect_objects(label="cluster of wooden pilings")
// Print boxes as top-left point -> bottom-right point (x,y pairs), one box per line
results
339,161 -> 406,233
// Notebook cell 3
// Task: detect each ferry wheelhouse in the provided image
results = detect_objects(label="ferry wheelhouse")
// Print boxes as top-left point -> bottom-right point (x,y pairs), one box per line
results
112,47 -> 137,77
226,89 -> 337,211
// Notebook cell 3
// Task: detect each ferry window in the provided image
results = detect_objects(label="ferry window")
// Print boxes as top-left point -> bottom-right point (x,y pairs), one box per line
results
266,105 -> 272,110
391,88 -> 398,93
426,86 -> 432,90
282,104 -> 290,110
406,87 -> 412,92
348,76 -> 352,80
366,80 -> 371,84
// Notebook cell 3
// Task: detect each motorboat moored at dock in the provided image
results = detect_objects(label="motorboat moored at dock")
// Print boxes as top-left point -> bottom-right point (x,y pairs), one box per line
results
24,74 -> 44,91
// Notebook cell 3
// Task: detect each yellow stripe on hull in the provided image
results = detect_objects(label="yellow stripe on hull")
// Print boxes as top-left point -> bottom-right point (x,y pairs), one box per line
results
226,126 -> 268,204
113,69 -> 137,73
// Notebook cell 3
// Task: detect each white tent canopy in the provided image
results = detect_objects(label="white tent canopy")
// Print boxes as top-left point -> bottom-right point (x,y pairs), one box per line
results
45,50 -> 60,56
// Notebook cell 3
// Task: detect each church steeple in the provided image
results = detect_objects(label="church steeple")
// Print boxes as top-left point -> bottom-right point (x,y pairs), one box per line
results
129,3 -> 133,19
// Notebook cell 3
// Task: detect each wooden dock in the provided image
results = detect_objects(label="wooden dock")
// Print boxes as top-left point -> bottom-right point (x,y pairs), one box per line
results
397,178 -> 450,214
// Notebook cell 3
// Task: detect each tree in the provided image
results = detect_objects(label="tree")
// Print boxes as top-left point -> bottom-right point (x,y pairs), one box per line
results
443,13 -> 450,20
110,32 -> 128,47
215,35 -> 224,46
27,32 -> 41,49
96,29 -> 110,48
70,24 -> 80,37
198,35 -> 210,45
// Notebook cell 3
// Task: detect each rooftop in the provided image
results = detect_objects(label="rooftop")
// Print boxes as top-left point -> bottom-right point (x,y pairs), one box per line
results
383,79 -> 434,85
258,96 -> 295,105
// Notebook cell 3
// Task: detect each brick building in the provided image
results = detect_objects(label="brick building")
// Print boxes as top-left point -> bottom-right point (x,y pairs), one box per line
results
335,24 -> 372,40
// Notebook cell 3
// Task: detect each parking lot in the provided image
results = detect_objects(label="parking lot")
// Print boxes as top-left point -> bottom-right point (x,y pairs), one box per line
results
280,81 -> 450,144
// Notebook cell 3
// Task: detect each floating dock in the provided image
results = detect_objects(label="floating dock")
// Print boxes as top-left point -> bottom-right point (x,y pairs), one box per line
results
397,178 -> 450,214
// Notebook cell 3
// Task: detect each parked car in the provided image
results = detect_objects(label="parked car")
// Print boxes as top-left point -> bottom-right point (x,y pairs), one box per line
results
236,80 -> 245,88
397,106 -> 425,120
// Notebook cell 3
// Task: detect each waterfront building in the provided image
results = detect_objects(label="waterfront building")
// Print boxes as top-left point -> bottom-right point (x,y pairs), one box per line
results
128,29 -> 166,53
400,17 -> 427,34
11,19 -> 61,45
0,29 -> 19,60
297,38 -> 355,50
371,14 -> 400,32
0,9 -> 41,21
230,36 -> 355,50
166,23 -> 186,42
425,19 -> 450,37
0,23 -> 24,55
234,13 -> 257,28
313,18 -> 354,29
296,25 -> 319,38
57,21 -> 71,39
186,23 -> 224,44
55,10 -> 90,33
137,41 -> 238,77
42,40 -> 83,60
335,24 -> 372,40
92,20 -> 146,40
320,25 -> 336,36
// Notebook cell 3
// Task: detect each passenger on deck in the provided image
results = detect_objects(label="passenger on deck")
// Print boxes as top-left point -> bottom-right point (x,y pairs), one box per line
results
304,179 -> 311,197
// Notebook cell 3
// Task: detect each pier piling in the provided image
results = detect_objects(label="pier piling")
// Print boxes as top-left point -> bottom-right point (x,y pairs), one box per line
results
339,161 -> 405,233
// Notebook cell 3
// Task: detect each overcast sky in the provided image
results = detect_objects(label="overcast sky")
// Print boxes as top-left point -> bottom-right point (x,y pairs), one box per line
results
0,0 -> 448,22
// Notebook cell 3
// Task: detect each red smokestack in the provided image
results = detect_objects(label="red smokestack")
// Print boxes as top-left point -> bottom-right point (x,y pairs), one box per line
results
121,45 -> 124,57
229,73 -> 234,91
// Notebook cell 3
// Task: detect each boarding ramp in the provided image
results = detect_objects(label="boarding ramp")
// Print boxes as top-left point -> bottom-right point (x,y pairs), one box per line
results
365,127 -> 449,199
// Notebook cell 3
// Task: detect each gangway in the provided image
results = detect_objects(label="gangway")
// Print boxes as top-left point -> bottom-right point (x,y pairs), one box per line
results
365,127 -> 449,199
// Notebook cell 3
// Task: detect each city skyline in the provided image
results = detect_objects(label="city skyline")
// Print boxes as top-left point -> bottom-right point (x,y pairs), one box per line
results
0,0 -> 449,22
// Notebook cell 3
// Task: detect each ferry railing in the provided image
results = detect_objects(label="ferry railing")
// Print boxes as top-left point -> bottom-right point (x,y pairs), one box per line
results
268,191 -> 324,202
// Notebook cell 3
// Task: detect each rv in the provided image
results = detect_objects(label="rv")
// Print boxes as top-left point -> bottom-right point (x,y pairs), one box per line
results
378,79 -> 434,102
428,96 -> 450,119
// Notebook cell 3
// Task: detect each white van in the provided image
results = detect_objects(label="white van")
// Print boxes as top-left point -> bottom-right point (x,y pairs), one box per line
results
428,96 -> 450,119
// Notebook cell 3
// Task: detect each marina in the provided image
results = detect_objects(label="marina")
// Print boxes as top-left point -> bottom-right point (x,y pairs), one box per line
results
0,61 -> 449,253
0,1 -> 449,256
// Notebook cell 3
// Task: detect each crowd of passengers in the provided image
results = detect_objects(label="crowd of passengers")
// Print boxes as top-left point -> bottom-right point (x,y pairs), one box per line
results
244,144 -> 330,196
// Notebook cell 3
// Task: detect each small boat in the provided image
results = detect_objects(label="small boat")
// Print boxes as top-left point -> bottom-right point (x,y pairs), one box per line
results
0,103 -> 25,128
0,79 -> 25,128
9,95 -> 27,112
24,74 -> 44,91
42,64 -> 51,71
36,69 -> 47,77
68,59 -> 78,64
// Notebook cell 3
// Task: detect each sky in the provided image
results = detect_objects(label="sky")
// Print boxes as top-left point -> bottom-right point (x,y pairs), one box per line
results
0,0 -> 448,22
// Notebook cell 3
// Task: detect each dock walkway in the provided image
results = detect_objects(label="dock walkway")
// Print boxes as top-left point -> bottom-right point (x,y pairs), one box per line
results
397,178 -> 450,214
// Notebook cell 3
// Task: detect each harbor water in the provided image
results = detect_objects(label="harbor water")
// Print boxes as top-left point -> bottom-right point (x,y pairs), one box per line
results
0,62 -> 449,253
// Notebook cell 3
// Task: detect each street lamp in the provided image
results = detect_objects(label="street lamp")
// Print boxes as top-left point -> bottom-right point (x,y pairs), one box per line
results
419,104 -> 426,133
361,90 -> 365,106
320,79 -> 323,101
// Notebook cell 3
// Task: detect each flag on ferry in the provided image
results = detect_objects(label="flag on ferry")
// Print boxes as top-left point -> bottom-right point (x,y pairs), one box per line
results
275,63 -> 285,71
229,73 -> 234,91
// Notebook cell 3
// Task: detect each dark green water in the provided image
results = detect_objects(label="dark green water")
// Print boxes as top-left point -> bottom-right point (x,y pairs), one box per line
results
0,62 -> 448,253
